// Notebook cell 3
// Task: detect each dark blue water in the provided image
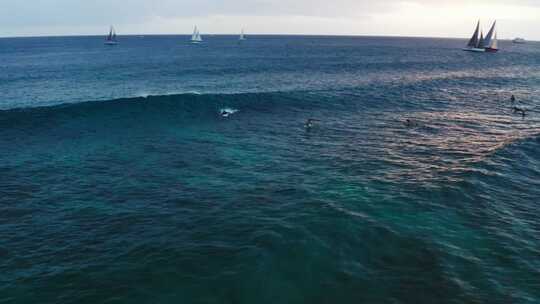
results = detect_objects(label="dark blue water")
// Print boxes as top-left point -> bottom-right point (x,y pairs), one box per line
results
1,35 -> 539,304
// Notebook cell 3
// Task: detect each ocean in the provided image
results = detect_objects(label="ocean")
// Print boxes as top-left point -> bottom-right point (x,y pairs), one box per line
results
1,35 -> 539,303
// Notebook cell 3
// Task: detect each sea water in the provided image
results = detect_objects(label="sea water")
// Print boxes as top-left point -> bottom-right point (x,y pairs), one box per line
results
1,35 -> 539,303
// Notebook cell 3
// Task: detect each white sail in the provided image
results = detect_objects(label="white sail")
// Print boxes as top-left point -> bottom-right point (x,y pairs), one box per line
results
191,26 -> 198,41
491,32 -> 498,49
239,29 -> 246,40
484,21 -> 497,49
191,26 -> 202,42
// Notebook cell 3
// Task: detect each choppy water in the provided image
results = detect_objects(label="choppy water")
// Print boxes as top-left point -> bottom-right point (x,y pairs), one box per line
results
1,35 -> 539,304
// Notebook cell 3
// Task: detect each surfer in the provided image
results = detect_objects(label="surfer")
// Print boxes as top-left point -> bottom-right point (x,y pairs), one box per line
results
510,95 -> 516,104
305,119 -> 317,129
220,108 -> 237,118
404,119 -> 418,128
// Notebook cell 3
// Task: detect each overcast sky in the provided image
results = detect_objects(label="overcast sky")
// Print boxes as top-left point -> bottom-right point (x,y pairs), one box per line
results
1,0 -> 539,39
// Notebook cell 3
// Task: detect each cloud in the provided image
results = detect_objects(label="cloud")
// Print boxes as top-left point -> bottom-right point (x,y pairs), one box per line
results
0,0 -> 538,39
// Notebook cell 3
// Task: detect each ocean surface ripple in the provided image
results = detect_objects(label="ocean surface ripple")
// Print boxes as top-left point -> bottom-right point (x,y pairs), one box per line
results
1,35 -> 539,304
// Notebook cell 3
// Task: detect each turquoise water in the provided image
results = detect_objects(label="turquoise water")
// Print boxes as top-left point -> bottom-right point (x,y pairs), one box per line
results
1,36 -> 539,303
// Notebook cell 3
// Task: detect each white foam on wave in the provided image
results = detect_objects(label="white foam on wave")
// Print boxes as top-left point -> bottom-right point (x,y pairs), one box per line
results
134,91 -> 153,99
134,90 -> 203,99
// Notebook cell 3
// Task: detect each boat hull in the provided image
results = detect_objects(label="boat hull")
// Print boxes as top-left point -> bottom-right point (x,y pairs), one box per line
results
462,47 -> 485,52
484,48 -> 498,53
104,41 -> 118,45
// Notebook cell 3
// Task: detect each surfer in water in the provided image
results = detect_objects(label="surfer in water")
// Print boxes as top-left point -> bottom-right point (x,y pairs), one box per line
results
510,95 -> 516,104
220,109 -> 230,117
404,119 -> 418,128
305,119 -> 318,129
219,108 -> 237,118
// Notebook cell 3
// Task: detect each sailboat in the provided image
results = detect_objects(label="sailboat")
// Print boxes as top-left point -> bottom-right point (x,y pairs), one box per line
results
463,20 -> 498,53
191,26 -> 203,44
239,29 -> 246,41
104,26 -> 118,45
483,21 -> 498,52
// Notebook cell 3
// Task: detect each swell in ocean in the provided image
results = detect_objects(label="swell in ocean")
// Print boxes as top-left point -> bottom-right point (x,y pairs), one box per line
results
2,87 -> 539,184
2,89 -> 539,303
2,36 -> 540,303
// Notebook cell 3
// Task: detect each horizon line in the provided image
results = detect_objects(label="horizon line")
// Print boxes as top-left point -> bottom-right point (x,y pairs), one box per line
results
0,33 -> 533,41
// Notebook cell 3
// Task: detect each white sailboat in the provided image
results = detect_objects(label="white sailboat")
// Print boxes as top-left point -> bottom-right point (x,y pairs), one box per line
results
104,26 -> 118,45
239,29 -> 246,41
191,26 -> 203,44
463,20 -> 498,53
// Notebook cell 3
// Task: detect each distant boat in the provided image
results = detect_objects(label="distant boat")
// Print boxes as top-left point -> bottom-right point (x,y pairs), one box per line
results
239,29 -> 246,41
513,37 -> 526,44
104,26 -> 118,45
191,26 -> 203,44
463,20 -> 498,53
